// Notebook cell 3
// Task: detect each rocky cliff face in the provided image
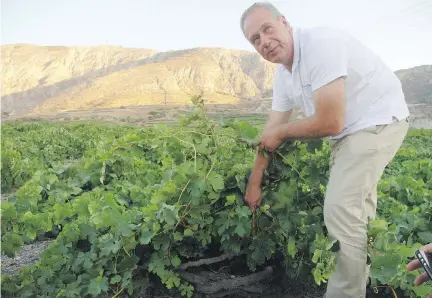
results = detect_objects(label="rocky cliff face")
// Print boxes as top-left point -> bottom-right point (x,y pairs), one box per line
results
395,65 -> 432,105
1,44 -> 430,117
1,45 -> 278,116
1,44 -> 157,94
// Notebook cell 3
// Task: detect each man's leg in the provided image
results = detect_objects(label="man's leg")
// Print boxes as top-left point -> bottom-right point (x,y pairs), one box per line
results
323,118 -> 409,298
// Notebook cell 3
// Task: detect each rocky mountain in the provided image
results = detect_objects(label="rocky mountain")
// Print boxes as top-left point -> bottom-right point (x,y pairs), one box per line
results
1,44 -> 431,118
395,65 -> 432,105
1,44 -> 277,117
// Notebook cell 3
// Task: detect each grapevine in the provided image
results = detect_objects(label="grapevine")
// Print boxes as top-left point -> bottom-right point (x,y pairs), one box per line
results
1,96 -> 431,297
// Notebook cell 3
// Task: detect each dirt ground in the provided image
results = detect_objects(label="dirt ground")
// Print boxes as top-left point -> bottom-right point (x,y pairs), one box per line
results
0,99 -> 296,127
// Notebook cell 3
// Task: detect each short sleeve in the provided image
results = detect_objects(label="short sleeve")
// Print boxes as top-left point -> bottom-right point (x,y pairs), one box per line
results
271,66 -> 296,112
305,31 -> 348,91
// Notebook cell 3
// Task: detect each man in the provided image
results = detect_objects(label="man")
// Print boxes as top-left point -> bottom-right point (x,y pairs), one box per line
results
240,2 -> 410,298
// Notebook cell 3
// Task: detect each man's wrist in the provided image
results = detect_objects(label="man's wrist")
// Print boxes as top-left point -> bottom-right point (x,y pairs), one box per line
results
277,122 -> 291,140
255,158 -> 268,171
248,168 -> 264,186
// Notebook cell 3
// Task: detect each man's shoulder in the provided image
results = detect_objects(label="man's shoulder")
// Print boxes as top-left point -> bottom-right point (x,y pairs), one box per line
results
298,26 -> 349,44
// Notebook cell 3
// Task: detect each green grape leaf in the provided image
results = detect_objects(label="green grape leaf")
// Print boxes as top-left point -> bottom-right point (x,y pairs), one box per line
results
207,172 -> 225,192
88,275 -> 109,297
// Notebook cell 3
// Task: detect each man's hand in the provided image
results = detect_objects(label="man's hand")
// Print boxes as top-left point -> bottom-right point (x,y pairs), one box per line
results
244,182 -> 262,212
244,110 -> 292,212
259,126 -> 283,152
407,243 -> 432,298
244,145 -> 272,213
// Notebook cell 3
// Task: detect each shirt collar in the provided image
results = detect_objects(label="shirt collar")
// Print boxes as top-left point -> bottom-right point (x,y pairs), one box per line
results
292,27 -> 301,71
282,27 -> 300,74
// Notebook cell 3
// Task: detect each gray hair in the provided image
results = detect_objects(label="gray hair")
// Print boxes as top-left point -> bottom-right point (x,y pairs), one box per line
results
240,2 -> 283,34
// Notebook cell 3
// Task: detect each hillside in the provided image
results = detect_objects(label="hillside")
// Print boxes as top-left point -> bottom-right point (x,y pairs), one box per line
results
1,44 -> 431,119
395,65 -> 432,104
1,44 -> 277,117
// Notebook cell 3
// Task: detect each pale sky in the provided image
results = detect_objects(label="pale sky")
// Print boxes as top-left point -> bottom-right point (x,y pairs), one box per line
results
1,0 -> 432,71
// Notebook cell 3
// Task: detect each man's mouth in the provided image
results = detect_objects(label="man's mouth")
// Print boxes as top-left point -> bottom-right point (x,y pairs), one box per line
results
268,45 -> 279,56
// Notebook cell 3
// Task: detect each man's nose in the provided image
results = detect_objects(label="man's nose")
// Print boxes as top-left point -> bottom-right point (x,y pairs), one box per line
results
262,37 -> 271,48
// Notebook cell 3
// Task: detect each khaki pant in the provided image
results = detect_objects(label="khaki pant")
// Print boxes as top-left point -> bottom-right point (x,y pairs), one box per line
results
323,117 -> 409,298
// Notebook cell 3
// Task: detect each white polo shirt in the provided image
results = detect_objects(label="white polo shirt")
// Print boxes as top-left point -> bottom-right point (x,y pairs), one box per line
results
272,27 -> 410,139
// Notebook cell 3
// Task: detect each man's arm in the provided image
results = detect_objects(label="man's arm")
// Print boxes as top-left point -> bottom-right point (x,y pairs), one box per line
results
250,110 -> 293,180
263,110 -> 294,135
277,77 -> 345,140
257,77 -> 345,152
245,110 -> 293,211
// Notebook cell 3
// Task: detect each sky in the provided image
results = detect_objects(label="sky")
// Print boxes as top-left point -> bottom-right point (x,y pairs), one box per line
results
2,0 -> 432,71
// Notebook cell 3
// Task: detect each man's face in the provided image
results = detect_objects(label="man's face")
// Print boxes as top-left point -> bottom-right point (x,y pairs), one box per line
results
243,8 -> 293,66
